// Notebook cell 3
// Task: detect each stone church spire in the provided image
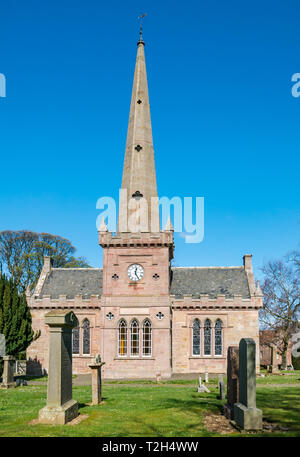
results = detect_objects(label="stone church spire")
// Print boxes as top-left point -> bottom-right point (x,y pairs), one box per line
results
118,35 -> 159,233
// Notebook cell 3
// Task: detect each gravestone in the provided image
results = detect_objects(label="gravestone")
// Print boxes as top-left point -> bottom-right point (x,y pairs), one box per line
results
269,345 -> 279,373
224,346 -> 239,419
89,354 -> 105,405
234,338 -> 262,430
38,310 -> 79,425
219,381 -> 225,400
197,376 -> 210,393
1,355 -> 15,389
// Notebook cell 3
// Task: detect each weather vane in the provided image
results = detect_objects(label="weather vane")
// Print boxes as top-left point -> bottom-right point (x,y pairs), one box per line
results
138,13 -> 147,42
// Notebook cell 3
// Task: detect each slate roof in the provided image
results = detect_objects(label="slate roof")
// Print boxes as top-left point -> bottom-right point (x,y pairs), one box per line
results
39,268 -> 103,299
170,267 -> 250,299
38,266 -> 250,300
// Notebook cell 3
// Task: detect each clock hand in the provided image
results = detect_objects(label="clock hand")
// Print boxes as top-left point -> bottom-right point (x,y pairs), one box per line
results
135,268 -> 138,279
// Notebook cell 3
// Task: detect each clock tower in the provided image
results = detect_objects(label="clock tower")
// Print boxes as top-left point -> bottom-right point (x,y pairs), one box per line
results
98,34 -> 174,378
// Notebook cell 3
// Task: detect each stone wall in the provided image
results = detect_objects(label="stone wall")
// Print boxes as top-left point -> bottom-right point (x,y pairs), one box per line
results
172,308 -> 260,374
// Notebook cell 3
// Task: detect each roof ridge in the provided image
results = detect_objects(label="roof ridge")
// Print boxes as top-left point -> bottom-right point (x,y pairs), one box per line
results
171,266 -> 243,270
51,268 -> 103,271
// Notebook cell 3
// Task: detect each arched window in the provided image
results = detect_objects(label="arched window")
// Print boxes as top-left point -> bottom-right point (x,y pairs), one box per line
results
192,319 -> 201,355
143,319 -> 152,356
118,319 -> 127,356
130,319 -> 139,356
215,319 -> 223,355
204,319 -> 211,355
82,319 -> 90,354
72,326 -> 79,354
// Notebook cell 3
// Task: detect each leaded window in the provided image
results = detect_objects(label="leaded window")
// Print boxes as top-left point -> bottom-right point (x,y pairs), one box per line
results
143,319 -> 152,356
130,319 -> 139,356
192,319 -> 201,355
204,319 -> 211,355
82,319 -> 90,354
72,326 -> 79,354
118,319 -> 127,356
215,319 -> 223,355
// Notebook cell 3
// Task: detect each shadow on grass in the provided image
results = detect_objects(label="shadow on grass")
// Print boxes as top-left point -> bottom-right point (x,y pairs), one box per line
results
257,387 -> 300,430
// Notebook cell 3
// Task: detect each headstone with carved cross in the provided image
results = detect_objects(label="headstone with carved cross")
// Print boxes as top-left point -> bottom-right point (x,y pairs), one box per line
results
89,355 -> 105,405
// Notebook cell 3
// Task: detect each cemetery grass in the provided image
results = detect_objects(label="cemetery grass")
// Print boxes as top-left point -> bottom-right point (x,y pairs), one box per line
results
0,382 -> 300,437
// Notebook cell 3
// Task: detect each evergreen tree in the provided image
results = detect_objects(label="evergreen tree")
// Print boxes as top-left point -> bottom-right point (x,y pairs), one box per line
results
0,273 -> 39,357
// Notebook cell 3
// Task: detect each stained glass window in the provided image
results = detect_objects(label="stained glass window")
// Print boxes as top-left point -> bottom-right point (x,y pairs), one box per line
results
215,319 -> 223,355
118,319 -> 127,356
82,319 -> 90,355
143,319 -> 152,356
192,319 -> 201,355
204,319 -> 211,355
130,319 -> 139,356
72,326 -> 79,354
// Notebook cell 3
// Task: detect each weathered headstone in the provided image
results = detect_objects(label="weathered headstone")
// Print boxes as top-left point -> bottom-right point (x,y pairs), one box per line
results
269,344 -> 279,373
234,338 -> 262,430
38,310 -> 79,425
219,381 -> 225,400
224,346 -> 239,419
1,355 -> 15,389
197,376 -> 210,393
89,354 -> 105,405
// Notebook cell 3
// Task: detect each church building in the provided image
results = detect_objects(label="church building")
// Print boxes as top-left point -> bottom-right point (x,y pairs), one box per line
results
27,33 -> 263,378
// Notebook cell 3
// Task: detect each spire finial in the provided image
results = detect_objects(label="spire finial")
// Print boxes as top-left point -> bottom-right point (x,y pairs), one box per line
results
138,13 -> 147,45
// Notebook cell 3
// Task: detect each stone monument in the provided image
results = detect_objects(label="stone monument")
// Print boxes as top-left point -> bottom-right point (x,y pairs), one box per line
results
268,344 -> 279,373
197,376 -> 210,393
1,355 -> 15,389
89,354 -> 105,405
38,310 -> 79,425
234,338 -> 262,430
219,381 -> 225,400
224,346 -> 239,419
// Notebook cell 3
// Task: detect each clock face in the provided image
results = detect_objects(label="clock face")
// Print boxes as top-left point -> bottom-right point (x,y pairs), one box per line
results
128,264 -> 144,282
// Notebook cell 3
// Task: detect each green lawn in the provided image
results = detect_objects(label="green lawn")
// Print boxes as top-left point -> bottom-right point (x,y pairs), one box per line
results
0,379 -> 299,437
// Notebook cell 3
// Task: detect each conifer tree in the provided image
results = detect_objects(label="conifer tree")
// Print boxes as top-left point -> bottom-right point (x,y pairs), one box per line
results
0,273 -> 39,357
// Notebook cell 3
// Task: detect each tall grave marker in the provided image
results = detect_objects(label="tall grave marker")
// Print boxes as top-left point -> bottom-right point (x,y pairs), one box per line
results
38,310 -> 79,425
234,338 -> 262,430
224,346 -> 239,419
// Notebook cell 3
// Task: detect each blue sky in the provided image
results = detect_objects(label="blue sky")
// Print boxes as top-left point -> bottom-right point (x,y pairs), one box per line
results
0,0 -> 299,279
